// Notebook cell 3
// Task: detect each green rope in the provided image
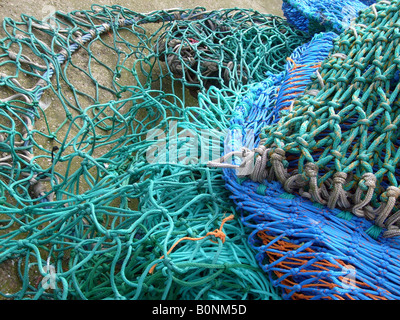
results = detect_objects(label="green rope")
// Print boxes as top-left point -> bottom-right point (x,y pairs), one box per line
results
257,0 -> 400,238
0,5 -> 308,299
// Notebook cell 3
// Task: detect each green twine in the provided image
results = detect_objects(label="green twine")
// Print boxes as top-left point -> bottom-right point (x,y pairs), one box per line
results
0,5 -> 308,300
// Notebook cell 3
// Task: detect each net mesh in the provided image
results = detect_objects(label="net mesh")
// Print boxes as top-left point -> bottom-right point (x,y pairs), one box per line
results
0,5 -> 310,300
258,0 -> 400,238
218,0 -> 400,300
3,0 -> 398,301
282,0 -> 373,34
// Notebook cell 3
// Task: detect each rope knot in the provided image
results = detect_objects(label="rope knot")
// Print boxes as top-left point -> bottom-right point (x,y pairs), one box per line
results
352,173 -> 377,218
328,172 -> 351,209
270,148 -> 285,161
333,172 -> 347,185
384,225 -> 400,238
207,229 -> 227,243
250,145 -> 270,183
148,214 -> 234,274
304,162 -> 319,178
362,172 -> 377,188
386,186 -> 400,199
254,144 -> 266,155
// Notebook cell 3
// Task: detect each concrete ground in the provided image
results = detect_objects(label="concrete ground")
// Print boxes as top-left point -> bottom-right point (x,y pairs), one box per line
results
0,0 -> 283,22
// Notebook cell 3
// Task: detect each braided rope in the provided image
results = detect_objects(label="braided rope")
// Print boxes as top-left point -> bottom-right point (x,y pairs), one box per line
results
253,0 -> 400,238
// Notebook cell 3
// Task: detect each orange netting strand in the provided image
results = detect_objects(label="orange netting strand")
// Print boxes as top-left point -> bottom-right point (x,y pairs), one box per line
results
277,58 -> 322,111
149,214 -> 235,274
257,231 -> 389,300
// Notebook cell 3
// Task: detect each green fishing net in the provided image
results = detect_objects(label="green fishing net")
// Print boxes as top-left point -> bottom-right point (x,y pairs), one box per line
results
0,5 -> 308,299
259,0 -> 400,238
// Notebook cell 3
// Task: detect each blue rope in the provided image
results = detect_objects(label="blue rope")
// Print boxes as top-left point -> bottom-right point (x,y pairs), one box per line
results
219,28 -> 400,299
282,0 -> 372,34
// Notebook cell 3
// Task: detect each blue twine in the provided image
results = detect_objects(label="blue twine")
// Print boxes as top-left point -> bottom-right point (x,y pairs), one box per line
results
282,0 -> 371,34
219,28 -> 400,299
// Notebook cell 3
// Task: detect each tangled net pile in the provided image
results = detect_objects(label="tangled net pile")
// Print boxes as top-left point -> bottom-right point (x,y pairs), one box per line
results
0,5 -> 311,299
3,0 -> 398,301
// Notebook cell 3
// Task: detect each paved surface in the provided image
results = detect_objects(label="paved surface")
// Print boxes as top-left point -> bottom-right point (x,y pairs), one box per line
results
0,0 -> 283,21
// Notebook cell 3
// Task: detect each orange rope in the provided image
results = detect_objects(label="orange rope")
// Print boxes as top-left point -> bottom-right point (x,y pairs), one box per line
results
149,214 -> 235,274
280,58 -> 322,111
286,57 -> 322,71
257,231 -> 389,300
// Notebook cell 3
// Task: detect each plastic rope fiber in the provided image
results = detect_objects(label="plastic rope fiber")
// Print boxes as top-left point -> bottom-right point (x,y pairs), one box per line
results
213,0 -> 400,300
0,5 -> 311,300
282,0 -> 374,35
255,0 -> 400,238
209,31 -> 337,177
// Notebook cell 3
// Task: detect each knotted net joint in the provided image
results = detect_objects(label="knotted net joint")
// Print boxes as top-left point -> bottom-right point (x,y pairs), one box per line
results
383,225 -> 400,238
386,186 -> 400,199
304,162 -> 318,178
208,145 -> 272,182
270,148 -> 286,162
332,172 -> 347,185
328,172 -> 351,209
303,162 -> 327,205
375,186 -> 400,228
250,145 -> 269,183
352,173 -> 377,218
362,173 -> 377,188
270,148 -> 290,185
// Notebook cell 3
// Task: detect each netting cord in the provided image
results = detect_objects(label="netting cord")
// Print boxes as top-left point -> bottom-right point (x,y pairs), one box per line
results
149,214 -> 235,274
252,144 -> 400,239
208,145 -> 269,183
17,7 -> 223,204
34,7 -> 218,102
223,0 -> 400,238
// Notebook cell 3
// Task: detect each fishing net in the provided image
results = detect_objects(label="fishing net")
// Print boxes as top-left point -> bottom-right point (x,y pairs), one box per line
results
282,0 -> 374,34
259,0 -> 400,237
0,5 -> 311,300
216,0 -> 400,299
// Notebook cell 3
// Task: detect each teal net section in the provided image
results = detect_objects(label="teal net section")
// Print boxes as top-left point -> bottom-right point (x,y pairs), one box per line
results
0,5 -> 309,300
